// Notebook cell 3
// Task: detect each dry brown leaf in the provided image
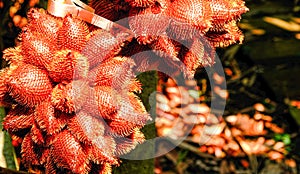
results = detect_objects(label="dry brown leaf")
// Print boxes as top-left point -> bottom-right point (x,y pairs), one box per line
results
203,122 -> 226,135
238,23 -> 255,30
157,103 -> 171,112
265,122 -> 284,133
253,103 -> 265,112
165,87 -> 180,94
225,140 -> 240,151
226,115 -> 238,124
253,121 -> 264,135
231,127 -> 242,136
240,159 -> 250,168
191,134 -> 202,143
214,147 -> 225,158
183,114 -> 206,124
292,17 -> 300,24
273,142 -> 285,151
251,29 -> 266,35
206,114 -> 220,125
156,93 -> 169,104
185,79 -> 197,87
205,136 -> 226,147
185,103 -> 210,114
265,139 -> 276,146
191,125 -> 204,135
224,127 -> 232,139
213,72 -> 225,85
168,94 -> 181,107
268,151 -> 284,160
290,100 -> 300,108
239,139 -> 252,154
263,17 -> 300,32
285,159 -> 297,168
213,86 -> 229,99
224,68 -> 233,76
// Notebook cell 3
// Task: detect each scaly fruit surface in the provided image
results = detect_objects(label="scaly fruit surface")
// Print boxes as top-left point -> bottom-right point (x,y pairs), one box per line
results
1,8 -> 150,173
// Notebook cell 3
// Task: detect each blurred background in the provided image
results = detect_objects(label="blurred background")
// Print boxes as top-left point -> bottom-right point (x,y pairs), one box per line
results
1,0 -> 300,173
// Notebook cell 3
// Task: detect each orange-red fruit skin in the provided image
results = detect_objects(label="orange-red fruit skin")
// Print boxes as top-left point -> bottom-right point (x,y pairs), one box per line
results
209,0 -> 249,23
7,64 -> 53,107
34,101 -> 66,135
87,136 -> 118,165
3,112 -> 34,133
21,30 -> 56,69
26,8 -> 61,43
125,0 -> 156,7
167,0 -> 212,38
89,57 -> 135,90
50,130 -> 90,173
51,81 -> 84,113
89,0 -> 128,22
82,30 -> 124,69
67,111 -> 106,144
0,69 -> 8,104
94,86 -> 121,119
21,133 -> 41,166
114,128 -> 145,155
30,121 -> 45,145
57,15 -> 89,52
47,49 -> 89,83
1,1 -> 249,172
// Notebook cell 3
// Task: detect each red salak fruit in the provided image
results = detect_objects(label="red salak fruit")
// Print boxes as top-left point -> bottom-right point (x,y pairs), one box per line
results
1,8 -> 150,173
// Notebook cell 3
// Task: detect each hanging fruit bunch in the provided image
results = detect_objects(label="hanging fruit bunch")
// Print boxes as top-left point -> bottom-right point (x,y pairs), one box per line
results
89,0 -> 249,77
0,0 -> 248,173
1,8 -> 151,173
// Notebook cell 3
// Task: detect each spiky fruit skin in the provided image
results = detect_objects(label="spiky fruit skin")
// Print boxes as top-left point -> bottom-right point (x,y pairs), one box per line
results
167,0 -> 212,36
82,30 -> 125,69
90,0 -> 248,77
1,9 -> 150,174
57,14 -> 89,52
125,0 -> 156,7
26,8 -> 62,43
128,3 -> 170,45
21,30 -> 56,69
47,49 -> 89,83
1,0 -> 248,172
7,64 -> 53,107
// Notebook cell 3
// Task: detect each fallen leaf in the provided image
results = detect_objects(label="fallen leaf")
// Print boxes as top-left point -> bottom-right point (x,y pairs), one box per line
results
251,29 -> 266,35
203,122 -> 225,135
225,115 -> 238,124
268,151 -> 284,160
263,16 -> 300,32
253,103 -> 265,112
239,139 -> 252,154
273,142 -> 285,151
285,159 -> 296,168
240,159 -> 250,168
185,103 -> 210,114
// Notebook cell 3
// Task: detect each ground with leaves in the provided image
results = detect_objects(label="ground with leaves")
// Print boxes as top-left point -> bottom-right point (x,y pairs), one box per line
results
154,0 -> 300,173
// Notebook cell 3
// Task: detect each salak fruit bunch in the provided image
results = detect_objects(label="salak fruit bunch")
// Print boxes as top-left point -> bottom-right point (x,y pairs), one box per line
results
91,0 -> 248,77
0,0 -> 248,173
0,8 -> 151,173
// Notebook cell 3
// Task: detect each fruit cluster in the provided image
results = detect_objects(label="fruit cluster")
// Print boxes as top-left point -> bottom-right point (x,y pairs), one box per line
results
90,0 -> 249,77
1,8 -> 150,173
0,0 -> 249,172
